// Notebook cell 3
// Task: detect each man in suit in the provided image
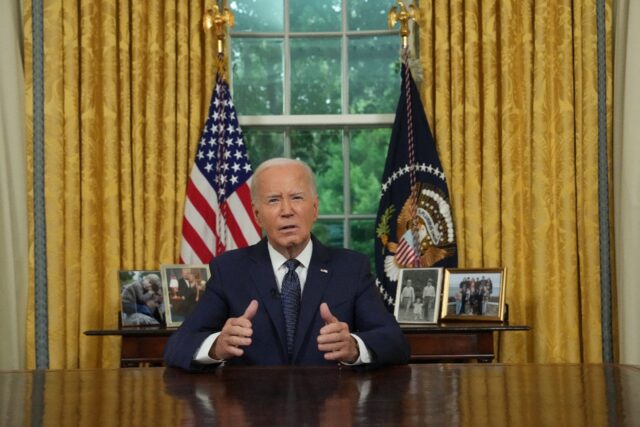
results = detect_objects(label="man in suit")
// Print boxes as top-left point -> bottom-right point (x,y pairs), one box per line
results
164,158 -> 410,370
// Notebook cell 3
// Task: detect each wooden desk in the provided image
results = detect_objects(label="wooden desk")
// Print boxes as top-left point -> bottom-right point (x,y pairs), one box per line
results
85,323 -> 528,366
2,364 -> 639,426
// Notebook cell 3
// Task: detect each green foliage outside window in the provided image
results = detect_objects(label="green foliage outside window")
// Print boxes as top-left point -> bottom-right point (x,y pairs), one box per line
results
231,0 -> 405,265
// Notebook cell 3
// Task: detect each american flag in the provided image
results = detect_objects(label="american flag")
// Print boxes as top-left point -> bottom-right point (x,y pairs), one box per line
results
180,71 -> 261,264
395,231 -> 420,266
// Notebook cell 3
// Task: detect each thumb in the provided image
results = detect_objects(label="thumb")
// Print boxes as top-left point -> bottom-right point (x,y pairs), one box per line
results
320,302 -> 338,324
242,299 -> 259,320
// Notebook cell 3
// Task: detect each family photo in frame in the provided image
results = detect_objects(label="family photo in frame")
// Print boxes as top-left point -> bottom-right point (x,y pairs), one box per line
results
441,268 -> 507,321
161,264 -> 211,327
118,270 -> 164,327
394,268 -> 443,324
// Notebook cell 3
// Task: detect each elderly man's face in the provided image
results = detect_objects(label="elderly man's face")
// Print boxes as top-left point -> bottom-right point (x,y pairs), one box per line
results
252,163 -> 318,258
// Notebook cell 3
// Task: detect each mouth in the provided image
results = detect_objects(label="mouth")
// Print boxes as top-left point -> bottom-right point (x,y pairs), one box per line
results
279,225 -> 298,232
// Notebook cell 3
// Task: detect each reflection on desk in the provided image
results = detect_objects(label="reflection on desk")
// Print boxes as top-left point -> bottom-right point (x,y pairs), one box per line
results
2,364 -> 640,426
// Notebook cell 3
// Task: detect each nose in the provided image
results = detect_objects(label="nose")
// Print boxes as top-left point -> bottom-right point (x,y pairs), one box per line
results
280,198 -> 294,216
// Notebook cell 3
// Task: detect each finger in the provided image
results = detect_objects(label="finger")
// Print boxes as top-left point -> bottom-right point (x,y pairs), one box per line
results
318,323 -> 343,338
323,349 -> 348,361
212,336 -> 246,360
225,333 -> 252,348
317,340 -> 343,352
320,302 -> 338,324
242,299 -> 259,320
224,321 -> 254,338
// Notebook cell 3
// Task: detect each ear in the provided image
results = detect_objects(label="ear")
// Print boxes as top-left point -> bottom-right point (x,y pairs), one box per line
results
312,196 -> 319,220
253,203 -> 264,227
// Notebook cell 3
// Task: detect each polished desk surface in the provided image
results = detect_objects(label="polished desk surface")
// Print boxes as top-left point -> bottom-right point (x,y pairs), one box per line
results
1,364 -> 638,426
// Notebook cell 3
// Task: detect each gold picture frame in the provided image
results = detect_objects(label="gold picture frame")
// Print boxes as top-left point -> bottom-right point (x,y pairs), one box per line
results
161,264 -> 211,328
441,268 -> 507,321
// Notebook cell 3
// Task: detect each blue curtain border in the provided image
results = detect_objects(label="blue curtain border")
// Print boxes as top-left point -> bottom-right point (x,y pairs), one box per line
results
32,0 -> 49,369
597,0 -> 613,363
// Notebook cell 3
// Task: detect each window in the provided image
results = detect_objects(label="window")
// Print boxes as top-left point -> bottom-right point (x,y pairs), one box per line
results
230,0 -> 404,263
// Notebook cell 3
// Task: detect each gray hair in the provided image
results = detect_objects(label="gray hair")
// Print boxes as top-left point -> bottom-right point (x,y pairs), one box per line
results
250,157 -> 317,202
144,273 -> 161,286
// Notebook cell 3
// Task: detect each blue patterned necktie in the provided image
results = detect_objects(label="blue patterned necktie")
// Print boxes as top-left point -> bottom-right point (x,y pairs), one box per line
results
281,259 -> 301,357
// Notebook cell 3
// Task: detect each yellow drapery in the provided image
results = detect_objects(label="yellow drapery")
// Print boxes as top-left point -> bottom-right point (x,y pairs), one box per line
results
24,0 -> 613,368
24,1 -> 219,368
418,0 -> 613,362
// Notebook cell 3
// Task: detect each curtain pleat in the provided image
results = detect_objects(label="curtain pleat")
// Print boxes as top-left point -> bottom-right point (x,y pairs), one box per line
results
419,0 -> 611,362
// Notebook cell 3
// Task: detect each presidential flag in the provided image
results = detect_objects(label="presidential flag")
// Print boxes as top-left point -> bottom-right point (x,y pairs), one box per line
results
374,62 -> 458,309
180,71 -> 261,264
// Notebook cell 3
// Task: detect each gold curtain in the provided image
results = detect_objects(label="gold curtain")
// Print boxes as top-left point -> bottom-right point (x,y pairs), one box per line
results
24,0 -> 219,369
419,0 -> 613,362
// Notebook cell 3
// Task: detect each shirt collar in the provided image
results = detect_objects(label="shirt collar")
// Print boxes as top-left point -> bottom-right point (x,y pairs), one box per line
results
267,239 -> 313,271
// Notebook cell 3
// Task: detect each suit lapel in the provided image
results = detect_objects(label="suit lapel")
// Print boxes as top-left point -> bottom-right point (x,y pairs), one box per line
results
248,239 -> 288,356
293,237 -> 332,360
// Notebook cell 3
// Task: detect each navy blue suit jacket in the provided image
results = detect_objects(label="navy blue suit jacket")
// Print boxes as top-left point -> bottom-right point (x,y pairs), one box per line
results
163,237 -> 410,370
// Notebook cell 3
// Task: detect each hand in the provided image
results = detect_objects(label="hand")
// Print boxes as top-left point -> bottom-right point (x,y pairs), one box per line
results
317,303 -> 359,364
210,300 -> 258,360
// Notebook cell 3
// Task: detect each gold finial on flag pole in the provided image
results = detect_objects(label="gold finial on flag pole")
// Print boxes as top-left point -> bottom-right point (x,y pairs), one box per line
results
203,3 -> 235,57
387,0 -> 419,51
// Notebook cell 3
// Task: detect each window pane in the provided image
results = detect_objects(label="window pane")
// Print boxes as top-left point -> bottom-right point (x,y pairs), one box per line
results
291,130 -> 343,215
290,0 -> 341,32
349,35 -> 399,113
230,0 -> 283,32
313,220 -> 344,248
245,130 -> 284,168
348,0 -> 390,30
350,219 -> 376,267
232,38 -> 284,115
291,38 -> 341,114
350,128 -> 390,214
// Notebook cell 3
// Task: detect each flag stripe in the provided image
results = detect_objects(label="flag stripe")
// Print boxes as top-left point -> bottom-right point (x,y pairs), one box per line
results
227,189 -> 261,242
181,218 -> 213,263
235,180 -> 261,232
182,196 -> 219,253
185,179 -> 217,233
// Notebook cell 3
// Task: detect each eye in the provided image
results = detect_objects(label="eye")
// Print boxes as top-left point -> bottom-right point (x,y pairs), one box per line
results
267,197 -> 280,204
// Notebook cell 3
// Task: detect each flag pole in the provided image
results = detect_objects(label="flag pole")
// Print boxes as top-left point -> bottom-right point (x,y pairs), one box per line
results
388,1 -> 422,266
387,0 -> 420,54
203,1 -> 235,74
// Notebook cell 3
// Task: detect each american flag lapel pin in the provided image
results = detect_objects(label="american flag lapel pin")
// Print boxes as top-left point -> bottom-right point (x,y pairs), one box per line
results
320,268 -> 329,274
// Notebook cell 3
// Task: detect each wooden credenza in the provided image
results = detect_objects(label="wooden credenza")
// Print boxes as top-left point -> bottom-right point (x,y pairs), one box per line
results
85,323 -> 528,367
401,323 -> 529,362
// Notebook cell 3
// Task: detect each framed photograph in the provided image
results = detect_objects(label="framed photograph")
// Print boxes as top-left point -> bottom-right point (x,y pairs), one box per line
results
161,264 -> 211,327
441,268 -> 507,321
118,270 -> 164,327
394,268 -> 444,324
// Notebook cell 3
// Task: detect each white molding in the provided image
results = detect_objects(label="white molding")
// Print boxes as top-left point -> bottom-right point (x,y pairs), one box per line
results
238,114 -> 395,127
